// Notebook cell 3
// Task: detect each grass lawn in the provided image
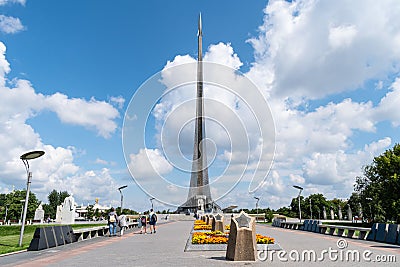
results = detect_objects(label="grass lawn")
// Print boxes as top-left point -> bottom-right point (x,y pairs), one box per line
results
0,223 -> 106,255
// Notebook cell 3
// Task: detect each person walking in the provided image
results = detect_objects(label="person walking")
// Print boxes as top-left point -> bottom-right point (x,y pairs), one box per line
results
140,214 -> 147,234
108,207 -> 118,237
149,209 -> 157,234
118,214 -> 128,236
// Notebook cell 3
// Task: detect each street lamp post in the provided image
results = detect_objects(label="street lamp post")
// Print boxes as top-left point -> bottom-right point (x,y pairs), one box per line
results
254,197 -> 260,222
366,197 -> 373,222
293,185 -> 304,222
19,150 -> 45,247
118,185 -> 128,214
20,200 -> 25,222
4,204 -> 9,222
150,197 -> 155,210
309,198 -> 312,219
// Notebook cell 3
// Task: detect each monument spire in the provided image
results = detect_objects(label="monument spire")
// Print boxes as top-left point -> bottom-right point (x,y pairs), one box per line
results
178,13 -> 218,214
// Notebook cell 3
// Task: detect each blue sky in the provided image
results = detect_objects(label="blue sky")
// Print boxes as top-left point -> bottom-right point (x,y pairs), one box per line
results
1,0 -> 399,212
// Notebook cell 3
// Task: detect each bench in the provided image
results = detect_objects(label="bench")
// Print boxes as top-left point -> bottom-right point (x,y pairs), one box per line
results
280,221 -> 303,230
73,226 -> 109,241
319,224 -> 370,239
272,218 -> 285,227
73,222 -> 138,242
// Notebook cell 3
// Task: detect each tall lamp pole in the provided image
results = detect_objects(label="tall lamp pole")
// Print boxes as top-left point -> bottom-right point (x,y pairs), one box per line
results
366,197 -> 373,222
20,200 -> 25,222
118,185 -> 128,214
19,150 -> 45,247
309,198 -> 312,219
4,204 -> 9,222
293,185 -> 304,222
150,197 -> 155,210
254,197 -> 260,222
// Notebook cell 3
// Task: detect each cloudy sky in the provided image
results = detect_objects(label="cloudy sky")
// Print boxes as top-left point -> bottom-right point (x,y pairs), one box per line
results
0,0 -> 399,212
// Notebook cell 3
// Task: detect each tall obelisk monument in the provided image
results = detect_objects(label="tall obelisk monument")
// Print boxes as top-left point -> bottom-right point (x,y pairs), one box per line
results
178,14 -> 214,213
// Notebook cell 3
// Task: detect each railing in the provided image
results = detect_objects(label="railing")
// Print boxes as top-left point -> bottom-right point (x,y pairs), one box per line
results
318,224 -> 370,239
272,219 -> 400,245
73,222 -> 138,242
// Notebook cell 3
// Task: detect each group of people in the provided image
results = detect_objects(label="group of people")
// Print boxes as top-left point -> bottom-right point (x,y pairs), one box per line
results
139,209 -> 157,234
107,207 -> 128,236
107,207 -> 158,236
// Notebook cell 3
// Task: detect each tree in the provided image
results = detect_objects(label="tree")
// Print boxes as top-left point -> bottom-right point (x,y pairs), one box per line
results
276,206 -> 296,218
86,205 -> 94,220
354,144 -> 400,222
304,194 -> 330,219
265,208 -> 274,222
0,190 -> 39,221
43,189 -> 70,219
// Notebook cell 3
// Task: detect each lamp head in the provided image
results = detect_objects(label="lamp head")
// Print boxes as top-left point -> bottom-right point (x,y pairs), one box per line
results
20,150 -> 45,160
293,185 -> 303,190
118,185 -> 128,191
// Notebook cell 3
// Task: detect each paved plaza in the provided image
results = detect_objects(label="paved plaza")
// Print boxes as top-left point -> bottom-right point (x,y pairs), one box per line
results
1,220 -> 399,266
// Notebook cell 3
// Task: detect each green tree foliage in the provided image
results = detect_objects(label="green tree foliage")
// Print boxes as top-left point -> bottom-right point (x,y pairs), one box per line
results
42,189 -> 70,219
354,144 -> 400,222
86,204 -> 94,220
0,190 -> 39,221
276,206 -> 296,218
289,193 -> 337,219
265,208 -> 274,222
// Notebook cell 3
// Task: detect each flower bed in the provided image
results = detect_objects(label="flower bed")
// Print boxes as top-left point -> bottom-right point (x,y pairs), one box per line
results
191,231 -> 274,245
191,221 -> 274,244
193,224 -> 212,230
192,231 -> 229,244
256,234 -> 275,244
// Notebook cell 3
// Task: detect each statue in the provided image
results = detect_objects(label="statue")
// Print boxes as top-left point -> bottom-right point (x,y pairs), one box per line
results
34,204 -> 45,223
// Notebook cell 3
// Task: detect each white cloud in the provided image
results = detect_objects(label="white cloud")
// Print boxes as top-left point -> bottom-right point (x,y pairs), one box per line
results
302,138 -> 391,185
0,15 -> 24,34
110,96 -> 125,109
289,174 -> 305,185
204,42 -> 243,70
94,158 -> 115,166
128,148 -> 173,179
0,41 -> 122,205
329,24 -> 357,49
248,0 -> 400,100
45,93 -> 119,138
0,0 -> 26,6
375,77 -> 400,126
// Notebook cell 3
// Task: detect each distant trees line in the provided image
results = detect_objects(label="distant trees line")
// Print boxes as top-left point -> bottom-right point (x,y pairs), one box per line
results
0,189 -> 140,221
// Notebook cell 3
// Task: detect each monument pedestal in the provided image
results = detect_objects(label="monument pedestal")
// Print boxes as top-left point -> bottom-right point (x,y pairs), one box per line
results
226,211 -> 257,261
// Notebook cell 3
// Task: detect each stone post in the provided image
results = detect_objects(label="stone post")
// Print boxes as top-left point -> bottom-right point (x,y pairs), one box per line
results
212,213 -> 224,232
226,211 -> 256,261
208,215 -> 214,226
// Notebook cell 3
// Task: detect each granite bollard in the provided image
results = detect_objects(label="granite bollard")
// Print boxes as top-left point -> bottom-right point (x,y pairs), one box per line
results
208,215 -> 214,226
212,213 -> 224,232
226,211 -> 256,261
